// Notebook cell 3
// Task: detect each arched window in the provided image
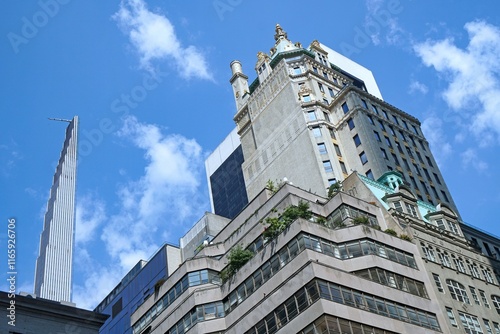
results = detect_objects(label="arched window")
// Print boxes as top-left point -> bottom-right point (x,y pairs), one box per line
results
446,279 -> 470,304
492,295 -> 500,314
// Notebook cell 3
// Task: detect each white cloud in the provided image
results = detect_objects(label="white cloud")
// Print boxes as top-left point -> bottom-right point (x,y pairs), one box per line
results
72,116 -> 207,309
113,0 -> 212,80
408,80 -> 428,95
421,116 -> 453,167
364,0 -> 405,46
461,148 -> 488,172
75,195 -> 106,244
100,115 -> 206,269
414,20 -> 500,144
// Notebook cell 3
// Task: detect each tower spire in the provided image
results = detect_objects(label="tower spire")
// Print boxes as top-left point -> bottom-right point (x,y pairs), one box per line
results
274,23 -> 288,41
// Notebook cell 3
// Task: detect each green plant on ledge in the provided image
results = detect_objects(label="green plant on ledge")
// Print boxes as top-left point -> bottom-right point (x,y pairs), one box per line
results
262,201 -> 312,241
220,245 -> 254,283
400,234 -> 412,241
327,182 -> 342,199
384,229 -> 398,237
352,215 -> 370,225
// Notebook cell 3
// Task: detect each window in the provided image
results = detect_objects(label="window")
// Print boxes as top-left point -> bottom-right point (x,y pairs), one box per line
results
366,170 -> 374,180
323,71 -> 328,79
361,99 -> 368,109
433,274 -> 444,293
402,120 -> 409,129
468,263 -> 481,279
437,252 -> 452,268
413,163 -> 421,176
434,173 -> 442,185
313,66 -> 318,73
359,152 -> 368,165
392,153 -> 400,166
329,127 -> 336,139
454,257 -> 467,273
446,307 -> 458,327
303,94 -> 311,102
493,322 -> 500,334
353,134 -> 361,147
373,131 -> 381,142
483,270 -> 495,284
441,191 -> 450,202
458,312 -> 484,334
318,82 -> 324,92
371,105 -> 379,114
411,124 -> 419,135
382,110 -> 389,119
409,136 -> 417,146
422,245 -> 436,262
385,136 -> 392,147
399,130 -> 406,141
423,168 -> 431,179
342,102 -> 349,114
419,139 -> 427,151
312,126 -> 321,137
367,114 -> 374,124
339,161 -> 348,174
388,126 -> 395,136
294,67 -> 302,75
491,294 -> 499,312
328,87 -> 334,97
347,118 -> 355,130
416,152 -> 424,164
447,220 -> 460,235
447,279 -> 470,304
393,201 -> 403,212
405,203 -> 418,217
378,120 -> 385,131
307,110 -> 316,121
484,319 -> 493,334
426,156 -> 434,167
334,144 -> 342,157
323,112 -> 330,122
323,160 -> 333,173
470,286 -> 481,305
317,143 -> 327,155
381,148 -> 388,159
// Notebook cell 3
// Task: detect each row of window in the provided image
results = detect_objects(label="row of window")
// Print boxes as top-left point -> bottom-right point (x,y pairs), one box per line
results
358,98 -> 422,139
166,301 -> 225,334
299,314 -> 398,334
327,203 -> 379,229
244,278 -> 440,334
446,307 -> 500,334
358,111 -> 447,203
225,232 -> 417,315
421,243 -> 496,284
354,267 -> 428,298
132,270 -> 220,334
433,274 -> 500,313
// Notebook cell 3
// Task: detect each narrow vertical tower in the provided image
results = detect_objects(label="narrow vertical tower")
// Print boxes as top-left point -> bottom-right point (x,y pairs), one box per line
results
34,116 -> 78,303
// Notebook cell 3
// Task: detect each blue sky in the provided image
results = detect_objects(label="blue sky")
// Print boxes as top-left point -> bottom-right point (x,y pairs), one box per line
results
1,0 -> 500,309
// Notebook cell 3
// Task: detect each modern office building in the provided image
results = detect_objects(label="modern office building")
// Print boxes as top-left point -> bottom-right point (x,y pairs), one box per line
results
0,291 -> 108,333
34,116 -> 79,303
205,128 -> 248,219
95,244 -> 181,334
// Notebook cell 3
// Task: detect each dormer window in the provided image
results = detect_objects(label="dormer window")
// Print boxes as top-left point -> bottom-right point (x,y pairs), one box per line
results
293,67 -> 301,75
258,63 -> 266,74
393,201 -> 403,212
446,220 -> 460,235
405,203 -> 418,218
